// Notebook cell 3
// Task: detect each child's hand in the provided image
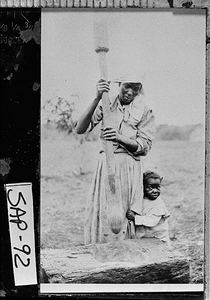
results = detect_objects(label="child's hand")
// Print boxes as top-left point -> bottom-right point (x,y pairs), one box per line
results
126,210 -> 135,221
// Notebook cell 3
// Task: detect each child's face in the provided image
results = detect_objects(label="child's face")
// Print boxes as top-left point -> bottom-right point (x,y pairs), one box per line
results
144,177 -> 161,200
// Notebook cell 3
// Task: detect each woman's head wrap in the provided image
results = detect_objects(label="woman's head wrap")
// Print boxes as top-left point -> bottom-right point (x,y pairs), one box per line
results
143,170 -> 163,185
111,74 -> 142,85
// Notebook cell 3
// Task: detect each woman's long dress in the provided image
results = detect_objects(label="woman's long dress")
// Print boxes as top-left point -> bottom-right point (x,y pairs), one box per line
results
84,94 -> 155,244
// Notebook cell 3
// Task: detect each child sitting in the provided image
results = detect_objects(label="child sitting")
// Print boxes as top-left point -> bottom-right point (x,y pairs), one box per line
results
126,170 -> 171,246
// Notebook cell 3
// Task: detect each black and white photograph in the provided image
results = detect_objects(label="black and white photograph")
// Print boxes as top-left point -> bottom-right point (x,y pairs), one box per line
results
40,8 -> 206,294
0,4 -> 208,298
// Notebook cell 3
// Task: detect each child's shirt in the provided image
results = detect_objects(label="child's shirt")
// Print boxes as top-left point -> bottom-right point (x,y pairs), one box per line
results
134,196 -> 170,244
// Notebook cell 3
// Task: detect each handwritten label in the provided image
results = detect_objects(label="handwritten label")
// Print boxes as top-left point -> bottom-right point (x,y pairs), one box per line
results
0,17 -> 33,45
5,183 -> 37,286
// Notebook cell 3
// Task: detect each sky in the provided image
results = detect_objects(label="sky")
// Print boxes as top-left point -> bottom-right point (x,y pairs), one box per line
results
41,9 -> 206,126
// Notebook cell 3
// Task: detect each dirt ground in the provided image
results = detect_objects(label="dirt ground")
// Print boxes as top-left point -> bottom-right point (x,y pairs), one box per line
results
40,126 -> 205,283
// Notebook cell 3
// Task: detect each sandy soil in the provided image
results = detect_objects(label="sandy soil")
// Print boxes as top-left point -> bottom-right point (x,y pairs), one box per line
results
41,127 -> 205,283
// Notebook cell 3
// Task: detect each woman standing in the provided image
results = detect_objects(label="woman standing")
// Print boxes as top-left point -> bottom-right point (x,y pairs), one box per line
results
75,75 -> 155,244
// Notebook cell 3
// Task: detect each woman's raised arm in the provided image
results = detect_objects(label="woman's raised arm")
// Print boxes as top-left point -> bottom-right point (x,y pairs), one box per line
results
75,79 -> 109,134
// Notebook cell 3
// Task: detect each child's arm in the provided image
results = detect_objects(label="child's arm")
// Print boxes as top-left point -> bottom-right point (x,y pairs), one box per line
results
126,210 -> 135,221
135,214 -> 162,227
127,210 -> 162,227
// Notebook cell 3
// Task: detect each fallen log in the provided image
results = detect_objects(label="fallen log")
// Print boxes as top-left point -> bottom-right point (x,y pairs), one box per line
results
40,238 -> 190,284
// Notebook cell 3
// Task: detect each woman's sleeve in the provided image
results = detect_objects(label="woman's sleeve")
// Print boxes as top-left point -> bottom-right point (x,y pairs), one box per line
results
135,214 -> 161,227
134,106 -> 155,156
86,103 -> 103,132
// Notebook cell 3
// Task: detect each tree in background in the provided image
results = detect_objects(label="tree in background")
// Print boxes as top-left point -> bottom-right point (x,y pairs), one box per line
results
42,94 -> 99,143
42,94 -> 99,175
42,95 -> 77,134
